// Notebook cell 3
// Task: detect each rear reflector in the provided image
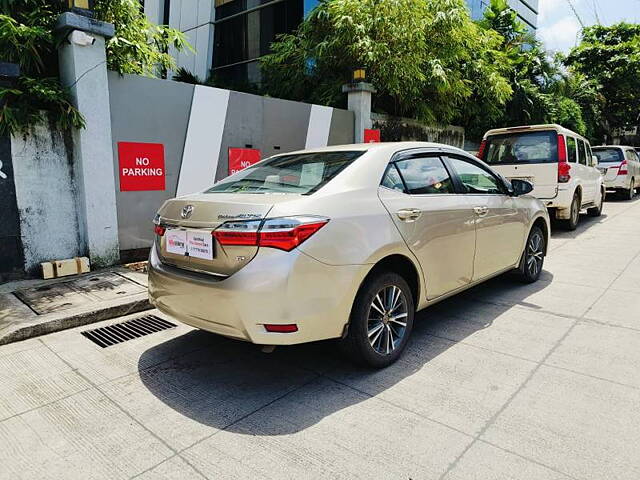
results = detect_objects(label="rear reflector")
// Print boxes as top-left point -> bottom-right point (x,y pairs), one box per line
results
264,324 -> 298,333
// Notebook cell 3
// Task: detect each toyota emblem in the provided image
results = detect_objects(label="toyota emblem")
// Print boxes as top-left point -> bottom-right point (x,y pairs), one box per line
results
181,205 -> 194,219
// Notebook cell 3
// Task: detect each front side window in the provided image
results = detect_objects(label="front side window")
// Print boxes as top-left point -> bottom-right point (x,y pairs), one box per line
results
206,151 -> 363,195
448,157 -> 503,194
567,137 -> 578,163
393,157 -> 454,195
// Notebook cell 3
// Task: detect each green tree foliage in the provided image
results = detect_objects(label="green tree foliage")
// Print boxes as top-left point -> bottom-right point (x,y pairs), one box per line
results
462,0 -> 593,141
566,22 -> 640,140
0,1 -> 82,134
261,0 -> 513,126
94,0 -> 191,76
0,0 -> 189,135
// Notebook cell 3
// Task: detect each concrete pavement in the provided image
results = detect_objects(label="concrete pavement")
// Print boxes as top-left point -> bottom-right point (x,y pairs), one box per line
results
1,197 -> 640,479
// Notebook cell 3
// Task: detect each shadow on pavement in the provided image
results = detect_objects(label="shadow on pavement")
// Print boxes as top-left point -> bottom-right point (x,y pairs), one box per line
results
138,271 -> 553,436
549,212 -> 607,239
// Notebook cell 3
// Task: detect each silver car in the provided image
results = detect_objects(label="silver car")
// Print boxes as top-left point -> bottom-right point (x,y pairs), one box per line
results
149,143 -> 550,367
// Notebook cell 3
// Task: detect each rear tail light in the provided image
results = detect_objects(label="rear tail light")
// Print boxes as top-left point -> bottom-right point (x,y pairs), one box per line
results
264,324 -> 298,333
617,160 -> 628,175
557,134 -> 571,183
212,219 -> 261,246
477,140 -> 487,160
213,216 -> 329,252
153,214 -> 165,236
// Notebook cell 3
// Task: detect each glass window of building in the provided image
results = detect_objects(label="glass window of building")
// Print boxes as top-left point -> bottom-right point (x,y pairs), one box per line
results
213,0 -> 304,85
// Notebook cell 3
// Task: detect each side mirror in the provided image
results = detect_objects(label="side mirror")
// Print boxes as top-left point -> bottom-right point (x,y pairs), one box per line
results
591,155 -> 599,167
510,179 -> 534,197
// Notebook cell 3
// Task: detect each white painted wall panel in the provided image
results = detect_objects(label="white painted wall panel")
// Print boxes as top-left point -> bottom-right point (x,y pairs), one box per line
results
177,86 -> 230,196
305,105 -> 334,149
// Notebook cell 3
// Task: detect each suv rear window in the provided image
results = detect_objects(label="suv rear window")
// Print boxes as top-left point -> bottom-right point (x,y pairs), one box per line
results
593,148 -> 623,163
205,151 -> 364,195
483,131 -> 558,165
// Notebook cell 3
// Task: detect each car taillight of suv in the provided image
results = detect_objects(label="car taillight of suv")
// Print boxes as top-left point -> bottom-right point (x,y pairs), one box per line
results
557,134 -> 571,183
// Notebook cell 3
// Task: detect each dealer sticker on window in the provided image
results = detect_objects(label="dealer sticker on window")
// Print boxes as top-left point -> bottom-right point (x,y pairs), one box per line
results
186,231 -> 214,260
166,229 -> 187,256
165,229 -> 214,260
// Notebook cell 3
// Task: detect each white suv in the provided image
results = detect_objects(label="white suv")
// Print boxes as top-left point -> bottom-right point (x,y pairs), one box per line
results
592,146 -> 640,200
478,124 -> 605,230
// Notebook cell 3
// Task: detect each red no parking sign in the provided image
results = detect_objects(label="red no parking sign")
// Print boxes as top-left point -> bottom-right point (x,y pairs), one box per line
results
118,142 -> 166,191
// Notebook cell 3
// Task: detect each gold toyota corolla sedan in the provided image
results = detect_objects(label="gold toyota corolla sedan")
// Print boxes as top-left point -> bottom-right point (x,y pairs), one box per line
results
149,142 -> 550,367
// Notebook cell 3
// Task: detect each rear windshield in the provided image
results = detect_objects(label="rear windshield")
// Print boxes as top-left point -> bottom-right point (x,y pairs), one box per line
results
205,151 -> 364,195
593,148 -> 623,163
483,131 -> 558,165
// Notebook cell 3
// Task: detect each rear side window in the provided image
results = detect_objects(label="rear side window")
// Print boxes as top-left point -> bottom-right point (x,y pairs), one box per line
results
205,151 -> 364,195
567,137 -> 577,163
625,150 -> 639,162
593,148 -> 624,163
483,131 -> 558,164
393,157 -> 454,195
578,140 -> 587,165
381,165 -> 405,192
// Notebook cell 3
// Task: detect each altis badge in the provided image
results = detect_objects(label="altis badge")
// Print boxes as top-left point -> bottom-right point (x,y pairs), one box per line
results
218,213 -> 263,220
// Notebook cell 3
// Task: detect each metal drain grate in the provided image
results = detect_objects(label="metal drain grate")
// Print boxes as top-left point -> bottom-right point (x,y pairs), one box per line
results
81,315 -> 176,348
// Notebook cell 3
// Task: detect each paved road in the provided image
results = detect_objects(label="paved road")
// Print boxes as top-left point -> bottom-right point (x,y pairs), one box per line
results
2,197 -> 640,480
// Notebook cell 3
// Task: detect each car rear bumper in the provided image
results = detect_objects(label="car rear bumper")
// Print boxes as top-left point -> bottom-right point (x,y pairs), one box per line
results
148,244 -> 366,345
543,187 -> 573,209
605,176 -> 630,190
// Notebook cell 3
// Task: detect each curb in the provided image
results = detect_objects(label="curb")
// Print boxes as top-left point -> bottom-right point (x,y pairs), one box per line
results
0,294 -> 152,346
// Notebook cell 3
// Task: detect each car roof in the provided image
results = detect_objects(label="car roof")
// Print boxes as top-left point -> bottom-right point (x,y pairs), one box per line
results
279,141 -> 470,157
593,145 -> 636,150
483,124 -> 589,142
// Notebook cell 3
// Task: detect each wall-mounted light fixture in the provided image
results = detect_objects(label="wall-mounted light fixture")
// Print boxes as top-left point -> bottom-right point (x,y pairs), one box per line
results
352,68 -> 366,83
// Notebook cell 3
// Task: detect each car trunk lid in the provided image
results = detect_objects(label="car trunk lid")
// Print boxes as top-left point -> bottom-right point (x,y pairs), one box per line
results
155,194 -> 291,276
490,163 -> 559,199
598,162 -> 622,181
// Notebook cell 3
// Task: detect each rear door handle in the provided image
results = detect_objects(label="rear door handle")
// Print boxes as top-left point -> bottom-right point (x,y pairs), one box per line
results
397,208 -> 422,222
474,206 -> 489,217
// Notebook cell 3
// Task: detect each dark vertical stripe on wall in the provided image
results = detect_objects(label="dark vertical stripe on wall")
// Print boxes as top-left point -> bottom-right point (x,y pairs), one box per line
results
0,134 -> 25,276
163,0 -> 170,25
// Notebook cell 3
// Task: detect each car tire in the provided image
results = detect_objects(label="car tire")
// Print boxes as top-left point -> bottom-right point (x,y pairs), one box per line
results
587,189 -> 604,217
624,178 -> 635,200
340,272 -> 415,368
516,225 -> 546,283
559,192 -> 580,231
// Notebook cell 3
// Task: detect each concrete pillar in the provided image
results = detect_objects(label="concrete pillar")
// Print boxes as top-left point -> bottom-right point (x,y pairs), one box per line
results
55,13 -> 120,267
342,82 -> 376,143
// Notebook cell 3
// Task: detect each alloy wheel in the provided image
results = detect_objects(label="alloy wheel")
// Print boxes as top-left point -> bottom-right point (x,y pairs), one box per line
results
367,285 -> 408,355
526,231 -> 544,277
